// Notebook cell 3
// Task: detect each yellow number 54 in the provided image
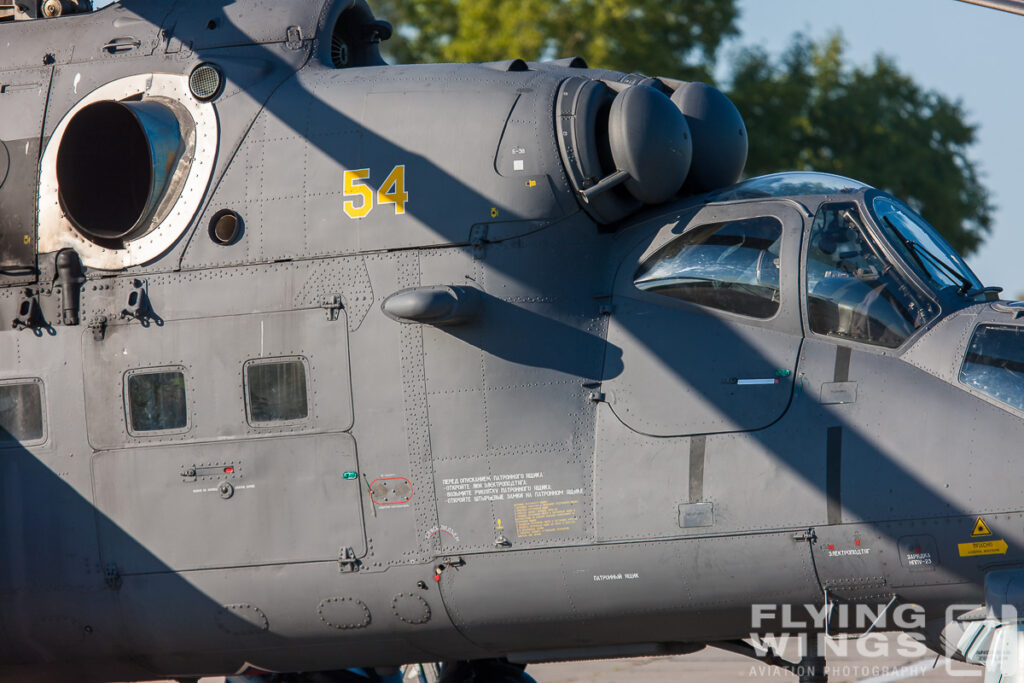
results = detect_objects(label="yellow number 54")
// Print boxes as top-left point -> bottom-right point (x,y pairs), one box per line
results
343,165 -> 408,219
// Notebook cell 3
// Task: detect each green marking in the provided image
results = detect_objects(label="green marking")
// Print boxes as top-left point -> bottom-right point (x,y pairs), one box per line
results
342,471 -> 358,480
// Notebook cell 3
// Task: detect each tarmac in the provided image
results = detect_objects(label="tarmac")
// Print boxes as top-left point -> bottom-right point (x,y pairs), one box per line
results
140,633 -> 981,682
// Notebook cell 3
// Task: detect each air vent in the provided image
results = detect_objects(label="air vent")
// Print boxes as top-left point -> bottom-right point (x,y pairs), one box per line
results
330,29 -> 349,68
189,63 -> 222,101
326,5 -> 391,69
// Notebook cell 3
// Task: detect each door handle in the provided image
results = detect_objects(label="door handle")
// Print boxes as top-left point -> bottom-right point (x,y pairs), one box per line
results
723,369 -> 792,385
102,37 -> 141,53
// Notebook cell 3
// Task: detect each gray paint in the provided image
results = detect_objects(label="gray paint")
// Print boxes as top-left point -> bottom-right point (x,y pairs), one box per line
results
0,1 -> 1020,681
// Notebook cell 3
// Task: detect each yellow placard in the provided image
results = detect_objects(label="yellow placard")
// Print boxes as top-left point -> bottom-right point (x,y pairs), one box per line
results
972,517 -> 993,537
958,539 -> 1007,557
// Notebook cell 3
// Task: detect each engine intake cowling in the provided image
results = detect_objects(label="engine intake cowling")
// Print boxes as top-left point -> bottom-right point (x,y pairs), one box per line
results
55,99 -> 189,244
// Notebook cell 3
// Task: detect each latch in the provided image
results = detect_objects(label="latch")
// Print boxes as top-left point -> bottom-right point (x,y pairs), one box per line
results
792,528 -> 817,543
470,224 -> 488,259
338,546 -> 360,573
104,563 -> 122,590
321,295 -> 344,321
181,463 -> 241,483
433,557 -> 466,581
88,315 -> 107,342
285,25 -> 304,50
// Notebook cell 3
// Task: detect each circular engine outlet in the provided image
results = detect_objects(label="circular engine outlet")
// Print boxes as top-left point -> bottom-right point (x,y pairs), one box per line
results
38,73 -> 218,270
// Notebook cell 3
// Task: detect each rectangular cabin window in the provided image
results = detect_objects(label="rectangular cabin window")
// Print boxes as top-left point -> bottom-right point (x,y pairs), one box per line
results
960,324 -> 1024,413
246,359 -> 309,424
0,380 -> 44,443
126,369 -> 188,433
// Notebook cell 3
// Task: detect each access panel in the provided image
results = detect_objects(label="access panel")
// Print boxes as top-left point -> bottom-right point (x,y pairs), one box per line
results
92,432 -> 364,574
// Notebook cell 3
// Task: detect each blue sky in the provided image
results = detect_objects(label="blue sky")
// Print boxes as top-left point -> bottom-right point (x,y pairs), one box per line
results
726,0 -> 1024,296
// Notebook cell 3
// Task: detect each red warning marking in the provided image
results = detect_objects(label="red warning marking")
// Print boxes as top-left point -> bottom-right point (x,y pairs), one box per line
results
428,528 -> 456,539
369,476 -> 413,505
224,466 -> 234,473
828,544 -> 835,551
855,539 -> 861,546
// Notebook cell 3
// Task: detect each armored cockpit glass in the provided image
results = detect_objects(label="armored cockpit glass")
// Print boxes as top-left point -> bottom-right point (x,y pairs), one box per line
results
806,203 -> 937,348
634,216 -> 782,319
960,325 -> 1024,412
870,196 -> 983,296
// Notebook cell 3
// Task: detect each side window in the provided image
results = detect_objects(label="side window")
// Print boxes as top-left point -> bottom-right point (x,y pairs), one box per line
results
806,203 -> 936,348
634,216 -> 783,319
960,325 -> 1024,412
0,379 -> 44,443
245,358 -> 309,425
125,368 -> 188,434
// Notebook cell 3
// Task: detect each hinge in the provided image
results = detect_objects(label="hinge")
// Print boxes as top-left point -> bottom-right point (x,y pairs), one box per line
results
338,546 -> 360,573
792,528 -> 817,543
285,25 -> 303,50
104,563 -> 122,590
321,295 -> 344,321
588,391 -> 606,403
469,225 -> 488,259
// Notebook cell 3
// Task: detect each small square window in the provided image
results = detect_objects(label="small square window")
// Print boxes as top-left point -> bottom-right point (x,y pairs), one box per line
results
0,380 -> 44,443
126,369 -> 188,433
246,359 -> 309,425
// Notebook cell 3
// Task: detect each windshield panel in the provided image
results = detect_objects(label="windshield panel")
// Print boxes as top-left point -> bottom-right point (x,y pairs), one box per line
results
871,196 -> 982,294
806,203 -> 938,348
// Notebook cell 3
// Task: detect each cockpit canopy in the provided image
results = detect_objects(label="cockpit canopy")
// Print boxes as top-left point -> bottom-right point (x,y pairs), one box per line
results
636,172 -> 989,349
709,171 -> 870,202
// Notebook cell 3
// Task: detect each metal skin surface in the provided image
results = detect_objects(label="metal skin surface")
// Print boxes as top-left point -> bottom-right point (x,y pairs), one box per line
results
0,1 -> 1022,682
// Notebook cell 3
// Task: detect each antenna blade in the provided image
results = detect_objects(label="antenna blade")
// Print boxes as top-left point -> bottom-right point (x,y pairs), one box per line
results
955,0 -> 1024,16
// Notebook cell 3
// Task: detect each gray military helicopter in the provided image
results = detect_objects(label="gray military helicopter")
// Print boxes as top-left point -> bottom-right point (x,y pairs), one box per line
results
2,0 -> 1024,681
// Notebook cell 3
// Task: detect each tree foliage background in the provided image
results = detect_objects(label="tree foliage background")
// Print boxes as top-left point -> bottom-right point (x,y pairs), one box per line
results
377,0 -> 992,255
375,0 -> 739,81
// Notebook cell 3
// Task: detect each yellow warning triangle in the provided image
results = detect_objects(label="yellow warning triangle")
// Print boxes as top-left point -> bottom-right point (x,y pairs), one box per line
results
972,517 -> 992,537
